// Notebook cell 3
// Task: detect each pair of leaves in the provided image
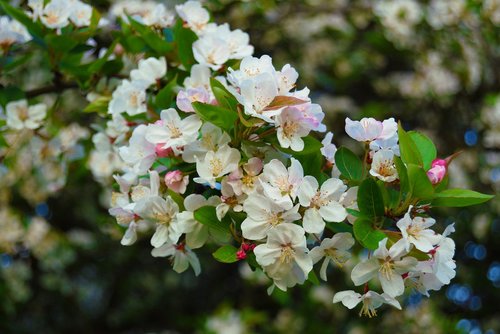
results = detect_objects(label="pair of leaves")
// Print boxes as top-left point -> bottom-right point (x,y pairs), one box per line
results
398,123 -> 437,171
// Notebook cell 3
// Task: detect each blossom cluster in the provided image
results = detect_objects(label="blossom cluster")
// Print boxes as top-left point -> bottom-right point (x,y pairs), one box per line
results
0,0 -> 494,319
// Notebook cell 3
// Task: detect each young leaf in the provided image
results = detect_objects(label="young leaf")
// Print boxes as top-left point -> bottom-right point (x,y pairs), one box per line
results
432,189 -> 495,207
407,163 -> 434,200
193,206 -> 231,233
357,178 -> 385,218
192,102 -> 238,133
353,217 -> 387,250
409,131 -> 437,170
173,19 -> 198,70
398,122 -> 423,166
264,96 -> 307,111
210,78 -> 238,112
212,245 -> 239,263
334,147 -> 364,181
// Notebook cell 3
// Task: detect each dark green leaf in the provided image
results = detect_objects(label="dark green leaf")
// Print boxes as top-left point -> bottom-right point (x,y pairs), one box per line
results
326,222 -> 353,233
394,156 -> 409,194
407,164 -> 434,200
353,217 -> 387,250
0,86 -> 25,107
194,206 -> 231,233
155,75 -> 178,109
432,189 -> 495,207
307,270 -> 320,285
398,122 -> 423,166
212,245 -> 239,263
334,146 -> 364,181
357,178 -> 385,218
173,19 -> 198,70
409,131 -> 437,170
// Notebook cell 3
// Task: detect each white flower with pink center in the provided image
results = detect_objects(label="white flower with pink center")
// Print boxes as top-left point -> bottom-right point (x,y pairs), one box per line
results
275,106 -> 313,151
345,117 -> 397,142
145,108 -> 202,155
369,149 -> 398,182
194,144 -> 241,188
108,80 -> 147,116
118,125 -> 156,176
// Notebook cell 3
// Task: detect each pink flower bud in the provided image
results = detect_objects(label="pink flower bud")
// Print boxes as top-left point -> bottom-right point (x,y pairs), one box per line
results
431,159 -> 447,168
164,170 -> 189,194
155,144 -> 174,158
241,243 -> 255,252
236,249 -> 247,260
427,165 -> 446,184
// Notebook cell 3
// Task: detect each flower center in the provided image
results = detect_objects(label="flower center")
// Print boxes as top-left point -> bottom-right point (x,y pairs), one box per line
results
359,299 -> 377,318
167,122 -> 182,139
266,212 -> 283,227
209,157 -> 223,176
279,244 -> 295,264
378,259 -> 394,280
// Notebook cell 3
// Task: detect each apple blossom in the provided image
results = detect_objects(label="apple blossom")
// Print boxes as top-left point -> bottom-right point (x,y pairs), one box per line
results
310,233 -> 355,281
298,176 -> 348,234
369,148 -> 399,182
164,170 -> 189,194
351,238 -> 417,297
152,241 -> 201,276
130,57 -> 167,87
194,144 -> 241,188
333,290 -> 401,317
6,100 -> 47,130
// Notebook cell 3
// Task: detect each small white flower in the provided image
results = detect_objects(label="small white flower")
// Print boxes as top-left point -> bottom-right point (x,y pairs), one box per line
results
369,149 -> 398,182
41,0 -> 71,29
145,108 -> 202,155
194,144 -> 241,187
310,233 -> 354,281
275,107 -> 312,151
351,238 -> 417,297
260,158 -> 304,210
135,195 -> 180,248
345,117 -> 397,142
396,207 -> 440,252
241,193 -> 301,240
6,100 -> 46,130
152,241 -> 201,276
254,223 -> 313,291
193,34 -> 231,70
333,290 -> 401,317
108,80 -> 147,116
175,0 -> 210,34
298,176 -> 347,234
118,125 -> 156,175
130,57 -> 167,88
70,1 -> 93,27
226,157 -> 263,196
182,122 -> 231,163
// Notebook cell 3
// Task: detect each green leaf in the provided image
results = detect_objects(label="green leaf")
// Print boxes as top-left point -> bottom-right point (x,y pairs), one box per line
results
155,75 -> 178,109
0,86 -> 25,107
173,19 -> 198,70
212,245 -> 239,263
210,78 -> 238,112
325,222 -> 353,233
192,102 -> 238,133
409,131 -> 437,170
357,178 -> 385,218
122,35 -> 146,53
128,17 -> 173,54
45,34 -> 80,53
432,189 -> 495,207
83,96 -> 110,113
307,270 -> 320,285
193,206 -> 231,234
407,164 -> 434,200
353,217 -> 387,250
334,147 -> 364,181
296,152 -> 323,180
394,156 -> 409,194
398,122 -> 423,166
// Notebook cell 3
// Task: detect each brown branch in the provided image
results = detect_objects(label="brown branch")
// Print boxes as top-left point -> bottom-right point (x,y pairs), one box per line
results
25,82 -> 79,98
